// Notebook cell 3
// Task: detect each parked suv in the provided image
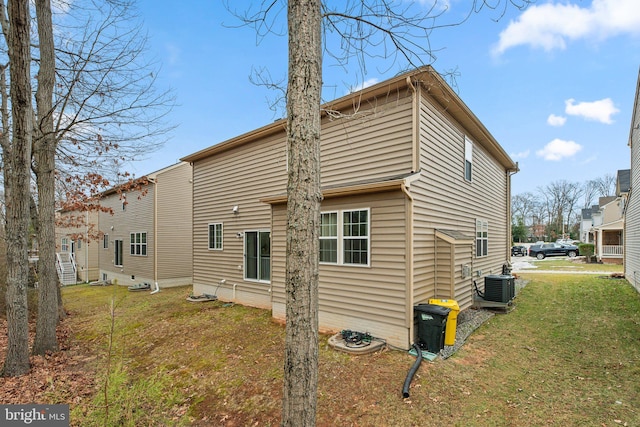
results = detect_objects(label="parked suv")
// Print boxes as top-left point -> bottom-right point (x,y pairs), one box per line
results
528,243 -> 579,260
511,245 -> 527,256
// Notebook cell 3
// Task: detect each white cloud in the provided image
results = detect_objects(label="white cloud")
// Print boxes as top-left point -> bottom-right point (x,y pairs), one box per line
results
547,114 -> 567,127
492,0 -> 640,56
564,98 -> 619,124
417,0 -> 450,12
347,78 -> 380,94
536,139 -> 582,161
510,149 -> 530,159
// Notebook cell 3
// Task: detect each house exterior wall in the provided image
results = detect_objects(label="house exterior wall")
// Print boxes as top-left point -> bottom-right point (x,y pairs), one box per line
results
412,90 -> 510,311
580,218 -> 592,243
271,190 -> 410,347
601,199 -> 624,225
625,71 -> 640,292
191,131 -> 287,308
190,88 -> 415,310
320,89 -> 415,185
185,68 -> 515,349
98,184 -> 156,285
155,162 -> 193,287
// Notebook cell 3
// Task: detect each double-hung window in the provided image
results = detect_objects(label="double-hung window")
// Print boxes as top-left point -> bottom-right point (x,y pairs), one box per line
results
208,223 -> 223,250
476,219 -> 488,257
244,231 -> 270,282
320,208 -> 370,266
61,238 -> 69,252
465,136 -> 473,182
320,212 -> 338,263
130,232 -> 147,256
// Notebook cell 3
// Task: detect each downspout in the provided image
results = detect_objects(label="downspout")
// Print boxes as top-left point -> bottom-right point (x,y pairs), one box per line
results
85,210 -> 89,282
406,76 -> 419,348
148,177 -> 160,294
507,162 -> 519,260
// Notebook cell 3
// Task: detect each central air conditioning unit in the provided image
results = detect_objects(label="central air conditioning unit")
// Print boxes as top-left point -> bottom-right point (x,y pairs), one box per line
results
483,274 -> 515,303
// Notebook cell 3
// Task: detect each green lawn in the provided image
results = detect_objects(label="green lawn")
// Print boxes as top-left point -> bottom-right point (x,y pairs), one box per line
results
53,274 -> 640,426
515,258 -> 624,273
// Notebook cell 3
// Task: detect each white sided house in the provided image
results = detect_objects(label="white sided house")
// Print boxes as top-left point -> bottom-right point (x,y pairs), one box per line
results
182,67 -> 517,349
626,68 -> 640,292
98,162 -> 193,288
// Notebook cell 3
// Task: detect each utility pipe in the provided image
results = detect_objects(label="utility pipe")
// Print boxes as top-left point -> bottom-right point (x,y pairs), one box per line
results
402,343 -> 423,398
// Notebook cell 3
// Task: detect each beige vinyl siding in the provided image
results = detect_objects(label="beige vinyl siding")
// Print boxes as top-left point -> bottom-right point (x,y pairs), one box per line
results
626,76 -> 640,291
434,236 -> 453,298
191,132 -> 287,308
321,89 -> 414,185
98,185 -> 155,284
191,89 -> 415,307
271,190 -> 410,348
412,92 -> 509,310
74,211 -> 100,282
155,163 -> 193,286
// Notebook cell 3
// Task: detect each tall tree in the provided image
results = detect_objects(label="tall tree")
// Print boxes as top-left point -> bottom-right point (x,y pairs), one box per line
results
282,2 -> 322,424
239,0 -> 535,422
1,0 -> 32,376
0,0 -> 174,369
32,0 -> 58,355
593,173 -> 616,197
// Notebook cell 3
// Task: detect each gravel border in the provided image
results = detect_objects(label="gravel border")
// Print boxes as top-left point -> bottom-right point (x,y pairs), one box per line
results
439,278 -> 529,359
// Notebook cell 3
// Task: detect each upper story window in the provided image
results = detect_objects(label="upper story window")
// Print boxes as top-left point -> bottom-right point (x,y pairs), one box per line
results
208,223 -> 223,250
476,219 -> 488,257
320,208 -> 370,266
465,136 -> 473,182
103,234 -> 109,249
130,232 -> 147,256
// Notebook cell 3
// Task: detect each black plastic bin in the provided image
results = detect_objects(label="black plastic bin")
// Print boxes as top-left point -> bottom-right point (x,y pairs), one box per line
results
414,304 -> 451,353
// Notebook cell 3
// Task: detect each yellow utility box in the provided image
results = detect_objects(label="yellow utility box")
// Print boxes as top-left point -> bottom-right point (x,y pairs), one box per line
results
428,299 -> 460,346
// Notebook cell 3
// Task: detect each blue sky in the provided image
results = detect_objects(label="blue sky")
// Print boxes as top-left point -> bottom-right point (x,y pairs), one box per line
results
129,0 -> 640,196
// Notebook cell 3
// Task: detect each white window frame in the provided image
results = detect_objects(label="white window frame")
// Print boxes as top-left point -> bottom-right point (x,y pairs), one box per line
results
61,238 -> 69,252
320,208 -> 370,267
130,232 -> 147,256
465,136 -> 473,182
208,223 -> 223,250
476,219 -> 488,258
244,230 -> 271,283
320,211 -> 338,263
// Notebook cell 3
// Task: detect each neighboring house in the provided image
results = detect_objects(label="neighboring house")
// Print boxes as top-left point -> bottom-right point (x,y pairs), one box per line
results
97,162 -> 193,288
579,208 -> 593,244
589,193 -> 624,264
626,68 -> 640,293
182,67 -> 517,349
589,170 -> 629,265
55,209 -> 100,284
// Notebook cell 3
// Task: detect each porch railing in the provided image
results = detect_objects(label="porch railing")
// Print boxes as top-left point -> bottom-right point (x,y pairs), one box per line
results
601,245 -> 623,257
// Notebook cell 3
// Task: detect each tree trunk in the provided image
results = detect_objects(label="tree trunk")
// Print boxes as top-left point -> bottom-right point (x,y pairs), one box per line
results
282,0 -> 322,425
2,0 -> 33,376
32,0 -> 60,355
